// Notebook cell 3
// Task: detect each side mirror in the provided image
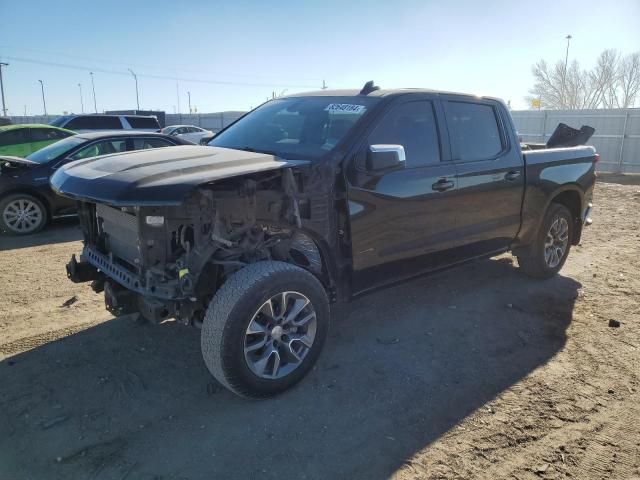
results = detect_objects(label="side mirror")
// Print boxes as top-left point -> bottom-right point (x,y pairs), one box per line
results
366,144 -> 406,171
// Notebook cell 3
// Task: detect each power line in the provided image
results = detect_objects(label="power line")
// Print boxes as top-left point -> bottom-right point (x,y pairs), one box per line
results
0,44 -> 322,83
3,55 -> 320,89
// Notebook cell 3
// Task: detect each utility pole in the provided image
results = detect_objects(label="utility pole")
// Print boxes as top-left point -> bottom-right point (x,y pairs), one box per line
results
78,83 -> 84,113
561,34 -> 572,109
90,72 -> 97,113
187,91 -> 191,114
176,80 -> 180,114
38,79 -> 47,116
127,68 -> 140,111
0,62 -> 8,117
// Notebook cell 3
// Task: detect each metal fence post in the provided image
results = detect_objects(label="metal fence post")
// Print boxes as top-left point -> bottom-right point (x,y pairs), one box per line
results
541,110 -> 548,142
617,110 -> 629,173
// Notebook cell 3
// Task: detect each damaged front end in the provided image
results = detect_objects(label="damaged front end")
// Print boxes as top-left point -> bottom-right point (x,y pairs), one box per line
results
67,167 -> 338,325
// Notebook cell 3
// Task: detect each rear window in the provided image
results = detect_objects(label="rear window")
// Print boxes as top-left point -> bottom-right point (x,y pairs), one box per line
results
65,116 -> 123,130
445,102 -> 504,161
126,116 -> 160,129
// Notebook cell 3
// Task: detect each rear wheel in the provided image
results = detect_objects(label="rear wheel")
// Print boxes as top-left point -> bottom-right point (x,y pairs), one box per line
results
517,203 -> 573,278
0,194 -> 48,235
200,261 -> 330,398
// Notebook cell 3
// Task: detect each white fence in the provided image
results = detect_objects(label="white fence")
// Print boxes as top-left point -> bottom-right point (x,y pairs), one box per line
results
511,109 -> 640,173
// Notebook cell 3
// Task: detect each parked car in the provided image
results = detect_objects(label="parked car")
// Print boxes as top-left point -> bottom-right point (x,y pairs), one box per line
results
161,125 -> 214,144
49,114 -> 160,133
199,131 -> 216,145
53,83 -> 597,398
0,124 -> 76,157
0,131 -> 191,235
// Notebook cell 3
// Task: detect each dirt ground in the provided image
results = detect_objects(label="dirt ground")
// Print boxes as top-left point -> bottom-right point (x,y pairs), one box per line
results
1,176 -> 639,480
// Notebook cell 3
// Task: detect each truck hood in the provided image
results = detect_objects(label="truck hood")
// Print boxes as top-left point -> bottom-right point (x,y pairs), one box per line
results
50,145 -> 310,206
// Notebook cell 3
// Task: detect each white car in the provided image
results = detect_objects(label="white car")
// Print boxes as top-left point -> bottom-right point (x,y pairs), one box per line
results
161,125 -> 213,144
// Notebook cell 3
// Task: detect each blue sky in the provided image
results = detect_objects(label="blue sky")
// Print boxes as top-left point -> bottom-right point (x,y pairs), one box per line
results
1,0 -> 638,115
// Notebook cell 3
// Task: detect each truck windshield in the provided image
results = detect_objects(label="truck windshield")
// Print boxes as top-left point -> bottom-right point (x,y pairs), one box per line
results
208,96 -> 378,159
25,136 -> 85,164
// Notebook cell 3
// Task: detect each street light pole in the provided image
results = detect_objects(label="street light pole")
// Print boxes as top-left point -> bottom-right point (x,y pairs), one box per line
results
561,34 -> 572,109
78,83 -> 84,113
127,68 -> 140,111
38,79 -> 47,116
90,72 -> 97,113
0,62 -> 8,117
187,91 -> 191,114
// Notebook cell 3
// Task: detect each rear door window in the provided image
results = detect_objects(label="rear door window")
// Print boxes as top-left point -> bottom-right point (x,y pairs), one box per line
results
444,101 -> 504,161
0,129 -> 27,146
366,100 -> 441,168
30,128 -> 72,142
70,139 -> 127,160
132,138 -> 174,149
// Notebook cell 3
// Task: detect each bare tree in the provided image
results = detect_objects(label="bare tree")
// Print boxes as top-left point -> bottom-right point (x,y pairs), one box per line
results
527,49 -> 640,109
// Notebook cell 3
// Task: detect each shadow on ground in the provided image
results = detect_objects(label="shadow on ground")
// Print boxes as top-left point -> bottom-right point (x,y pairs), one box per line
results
0,257 -> 581,480
0,217 -> 81,251
597,172 -> 640,185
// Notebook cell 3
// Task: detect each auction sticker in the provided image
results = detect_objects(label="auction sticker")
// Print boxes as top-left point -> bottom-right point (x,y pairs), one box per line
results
325,104 -> 366,114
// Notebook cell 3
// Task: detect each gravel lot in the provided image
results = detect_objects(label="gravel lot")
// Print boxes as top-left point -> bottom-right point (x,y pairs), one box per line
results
1,175 -> 639,480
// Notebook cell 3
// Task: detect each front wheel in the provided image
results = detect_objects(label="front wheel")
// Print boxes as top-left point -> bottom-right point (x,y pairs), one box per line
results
200,261 -> 330,398
516,203 -> 573,279
0,194 -> 48,235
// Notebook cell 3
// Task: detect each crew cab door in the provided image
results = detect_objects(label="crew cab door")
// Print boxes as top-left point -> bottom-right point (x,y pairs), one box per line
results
346,97 -> 458,292
442,98 -> 525,255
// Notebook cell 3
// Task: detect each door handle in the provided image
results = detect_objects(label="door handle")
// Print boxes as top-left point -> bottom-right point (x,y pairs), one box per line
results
432,178 -> 455,192
505,170 -> 521,181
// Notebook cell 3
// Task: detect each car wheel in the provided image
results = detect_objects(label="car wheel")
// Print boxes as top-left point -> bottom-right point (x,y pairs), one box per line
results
201,261 -> 330,398
0,193 -> 48,235
517,203 -> 573,279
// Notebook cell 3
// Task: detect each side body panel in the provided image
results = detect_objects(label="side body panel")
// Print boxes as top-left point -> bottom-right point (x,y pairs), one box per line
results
514,146 -> 596,247
442,97 -> 525,256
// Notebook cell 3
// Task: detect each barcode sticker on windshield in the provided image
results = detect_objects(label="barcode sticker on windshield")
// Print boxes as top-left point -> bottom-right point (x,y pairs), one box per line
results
325,104 -> 366,114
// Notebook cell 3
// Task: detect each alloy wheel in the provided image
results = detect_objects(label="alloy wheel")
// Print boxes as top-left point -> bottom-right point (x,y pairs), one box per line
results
2,198 -> 44,234
243,291 -> 317,379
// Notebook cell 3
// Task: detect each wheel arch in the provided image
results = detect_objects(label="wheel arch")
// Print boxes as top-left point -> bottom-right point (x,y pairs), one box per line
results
548,186 -> 584,245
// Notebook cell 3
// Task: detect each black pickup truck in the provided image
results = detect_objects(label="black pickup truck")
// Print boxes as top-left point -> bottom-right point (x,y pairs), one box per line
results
51,83 -> 597,398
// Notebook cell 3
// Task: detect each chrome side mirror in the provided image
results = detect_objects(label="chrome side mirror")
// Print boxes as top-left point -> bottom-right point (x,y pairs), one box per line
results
366,144 -> 406,171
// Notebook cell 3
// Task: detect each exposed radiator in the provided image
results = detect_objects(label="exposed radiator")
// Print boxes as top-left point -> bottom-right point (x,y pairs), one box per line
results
96,204 -> 140,266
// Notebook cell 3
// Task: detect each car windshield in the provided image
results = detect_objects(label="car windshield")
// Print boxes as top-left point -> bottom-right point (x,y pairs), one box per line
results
208,96 -> 378,159
25,136 -> 85,164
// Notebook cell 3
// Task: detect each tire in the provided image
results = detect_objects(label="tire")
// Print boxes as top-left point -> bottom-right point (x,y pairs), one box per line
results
201,261 -> 330,398
0,193 -> 48,235
517,203 -> 573,279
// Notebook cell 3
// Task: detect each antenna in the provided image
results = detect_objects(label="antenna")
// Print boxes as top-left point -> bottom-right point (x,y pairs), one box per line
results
359,80 -> 380,95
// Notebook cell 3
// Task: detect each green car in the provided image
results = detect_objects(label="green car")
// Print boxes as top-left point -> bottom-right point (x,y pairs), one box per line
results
0,124 -> 76,158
